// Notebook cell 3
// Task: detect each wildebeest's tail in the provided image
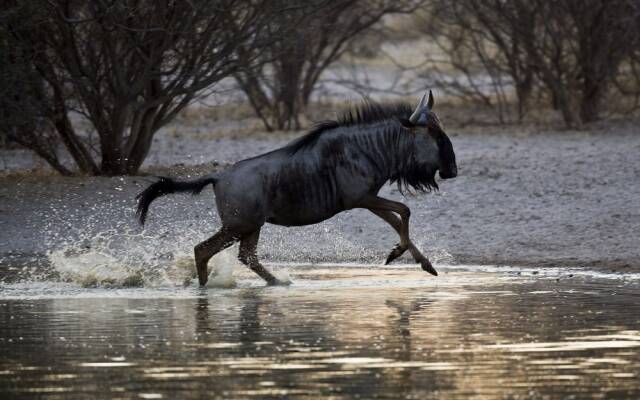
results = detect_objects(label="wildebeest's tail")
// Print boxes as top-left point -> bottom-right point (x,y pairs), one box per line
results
136,175 -> 217,226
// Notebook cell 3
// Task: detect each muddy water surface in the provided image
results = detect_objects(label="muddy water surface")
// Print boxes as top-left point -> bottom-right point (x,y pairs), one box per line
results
1,266 -> 639,399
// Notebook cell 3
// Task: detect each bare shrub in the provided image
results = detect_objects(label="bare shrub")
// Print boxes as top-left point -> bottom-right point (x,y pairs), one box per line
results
422,0 -> 640,127
2,0 -> 278,175
1,5 -> 72,172
422,1 -> 536,123
234,0 -> 422,132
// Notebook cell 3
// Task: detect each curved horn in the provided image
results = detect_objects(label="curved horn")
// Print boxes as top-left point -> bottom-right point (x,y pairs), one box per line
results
409,91 -> 428,124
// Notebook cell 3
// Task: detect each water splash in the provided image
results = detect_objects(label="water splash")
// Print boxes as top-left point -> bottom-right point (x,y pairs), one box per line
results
273,269 -> 292,285
205,245 -> 240,288
46,229 -> 195,287
203,246 -> 291,287
49,247 -> 143,287
44,228 -> 289,288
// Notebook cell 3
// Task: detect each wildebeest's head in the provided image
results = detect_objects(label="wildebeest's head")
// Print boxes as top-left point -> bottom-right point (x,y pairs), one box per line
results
405,91 -> 458,180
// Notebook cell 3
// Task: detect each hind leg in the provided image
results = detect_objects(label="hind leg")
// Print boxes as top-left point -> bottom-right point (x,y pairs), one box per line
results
238,229 -> 283,285
194,227 -> 237,286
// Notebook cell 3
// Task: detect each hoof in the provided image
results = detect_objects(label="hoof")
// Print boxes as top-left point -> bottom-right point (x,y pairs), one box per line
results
267,278 -> 292,286
420,260 -> 438,276
196,264 -> 208,286
385,243 -> 408,265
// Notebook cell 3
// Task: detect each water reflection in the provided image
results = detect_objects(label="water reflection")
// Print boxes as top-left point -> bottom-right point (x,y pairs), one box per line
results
0,268 -> 639,399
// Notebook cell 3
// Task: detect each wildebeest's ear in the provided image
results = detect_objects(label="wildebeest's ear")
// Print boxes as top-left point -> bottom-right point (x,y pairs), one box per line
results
427,90 -> 434,110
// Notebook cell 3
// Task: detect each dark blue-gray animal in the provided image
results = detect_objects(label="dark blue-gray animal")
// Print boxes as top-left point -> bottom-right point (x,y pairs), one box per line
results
136,90 -> 457,286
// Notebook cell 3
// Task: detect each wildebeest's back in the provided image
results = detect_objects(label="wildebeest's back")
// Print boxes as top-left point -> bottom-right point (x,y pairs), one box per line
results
214,125 -> 391,228
263,128 -> 386,226
210,149 -> 336,229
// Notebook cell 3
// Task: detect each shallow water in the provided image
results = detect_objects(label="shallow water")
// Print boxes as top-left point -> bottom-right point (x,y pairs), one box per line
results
1,265 -> 639,399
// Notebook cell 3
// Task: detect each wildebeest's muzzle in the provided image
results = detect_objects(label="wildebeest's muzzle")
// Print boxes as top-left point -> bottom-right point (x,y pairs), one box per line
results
439,164 -> 457,179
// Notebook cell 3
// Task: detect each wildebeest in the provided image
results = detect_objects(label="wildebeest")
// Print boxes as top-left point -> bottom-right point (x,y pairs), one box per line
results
136,90 -> 457,286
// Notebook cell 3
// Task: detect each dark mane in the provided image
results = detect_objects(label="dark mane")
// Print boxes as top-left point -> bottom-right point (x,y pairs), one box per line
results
336,102 -> 413,126
390,163 -> 439,195
287,102 -> 413,153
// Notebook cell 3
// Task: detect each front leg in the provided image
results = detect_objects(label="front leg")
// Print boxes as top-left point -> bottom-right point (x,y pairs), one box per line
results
362,197 -> 438,276
385,243 -> 408,265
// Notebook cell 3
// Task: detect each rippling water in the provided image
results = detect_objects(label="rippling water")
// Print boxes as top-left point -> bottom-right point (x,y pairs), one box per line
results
1,265 -> 639,399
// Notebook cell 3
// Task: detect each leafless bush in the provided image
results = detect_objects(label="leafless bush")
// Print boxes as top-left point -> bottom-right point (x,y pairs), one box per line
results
614,34 -> 640,113
1,15 -> 71,171
417,1 -> 534,123
2,0 -> 278,175
422,0 -> 640,127
234,0 -> 422,131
